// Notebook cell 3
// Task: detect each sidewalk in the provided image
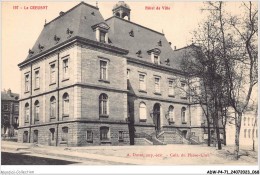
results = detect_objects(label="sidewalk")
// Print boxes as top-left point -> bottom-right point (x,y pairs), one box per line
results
1,141 -> 258,165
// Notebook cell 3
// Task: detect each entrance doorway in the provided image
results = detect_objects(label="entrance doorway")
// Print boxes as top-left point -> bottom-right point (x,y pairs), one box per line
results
153,103 -> 161,136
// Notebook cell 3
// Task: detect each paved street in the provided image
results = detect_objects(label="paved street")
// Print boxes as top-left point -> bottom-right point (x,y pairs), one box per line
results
1,141 -> 258,165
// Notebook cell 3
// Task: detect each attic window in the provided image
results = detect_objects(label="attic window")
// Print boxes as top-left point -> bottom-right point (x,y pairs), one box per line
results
91,12 -> 95,16
165,58 -> 170,66
136,50 -> 142,58
158,40 -> 162,46
54,35 -> 60,44
28,49 -> 34,55
129,30 -> 134,37
66,28 -> 73,38
38,44 -> 44,51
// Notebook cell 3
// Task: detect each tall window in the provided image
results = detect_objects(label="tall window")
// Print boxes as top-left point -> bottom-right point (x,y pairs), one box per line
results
154,55 -> 159,65
63,93 -> 69,116
25,103 -> 30,122
34,100 -> 40,121
244,117 -> 246,126
244,129 -> 247,138
100,31 -> 106,43
100,127 -> 109,140
139,74 -> 146,91
99,94 -> 108,116
154,77 -> 160,93
50,64 -> 56,84
181,107 -> 186,123
252,118 -> 254,126
248,129 -> 251,138
252,129 -> 255,138
100,60 -> 108,80
63,59 -> 69,79
50,96 -> 56,118
248,117 -> 250,126
35,70 -> 40,89
62,127 -> 68,142
139,102 -> 147,120
118,131 -> 124,141
168,80 -> 175,96
25,74 -> 30,92
169,106 -> 175,122
256,129 -> 258,138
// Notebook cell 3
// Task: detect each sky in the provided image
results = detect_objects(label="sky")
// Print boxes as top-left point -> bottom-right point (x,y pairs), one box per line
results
0,1 -> 249,94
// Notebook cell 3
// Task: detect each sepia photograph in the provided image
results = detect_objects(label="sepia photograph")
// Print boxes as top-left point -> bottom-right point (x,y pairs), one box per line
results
1,0 -> 259,174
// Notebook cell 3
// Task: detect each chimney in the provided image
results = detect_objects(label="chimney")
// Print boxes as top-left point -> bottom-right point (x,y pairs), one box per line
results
169,42 -> 172,45
59,11 -> 65,16
174,46 -> 177,50
7,89 -> 11,95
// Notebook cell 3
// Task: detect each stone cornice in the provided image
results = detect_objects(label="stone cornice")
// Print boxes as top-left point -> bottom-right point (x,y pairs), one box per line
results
18,36 -> 129,68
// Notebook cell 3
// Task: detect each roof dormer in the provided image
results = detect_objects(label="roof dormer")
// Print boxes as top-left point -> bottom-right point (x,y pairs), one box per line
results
91,22 -> 110,43
147,48 -> 161,65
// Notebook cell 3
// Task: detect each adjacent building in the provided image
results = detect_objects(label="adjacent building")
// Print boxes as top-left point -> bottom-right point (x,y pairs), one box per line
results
226,108 -> 258,146
1,89 -> 19,137
18,2 -> 220,146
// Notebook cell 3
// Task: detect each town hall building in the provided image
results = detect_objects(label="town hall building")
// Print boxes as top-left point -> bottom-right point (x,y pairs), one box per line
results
18,1 -> 217,146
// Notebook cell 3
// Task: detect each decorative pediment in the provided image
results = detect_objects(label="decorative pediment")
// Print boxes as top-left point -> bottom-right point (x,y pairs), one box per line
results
91,22 -> 110,31
147,48 -> 161,55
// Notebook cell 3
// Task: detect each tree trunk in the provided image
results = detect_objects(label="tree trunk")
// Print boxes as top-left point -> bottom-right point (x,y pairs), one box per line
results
215,119 -> 222,150
207,118 -> 211,146
223,126 -> 226,146
235,112 -> 242,160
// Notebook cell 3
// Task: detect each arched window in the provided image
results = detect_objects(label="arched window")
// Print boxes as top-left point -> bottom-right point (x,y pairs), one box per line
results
25,103 -> 30,122
34,100 -> 40,121
181,107 -> 186,123
244,129 -> 247,138
139,102 -> 147,120
63,93 -> 69,116
99,94 -> 108,116
169,105 -> 175,122
244,117 -> 246,126
50,96 -> 56,118
248,129 -> 251,138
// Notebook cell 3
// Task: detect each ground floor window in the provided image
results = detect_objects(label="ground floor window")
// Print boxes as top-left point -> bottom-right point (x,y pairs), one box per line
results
118,131 -> 124,141
23,131 -> 28,143
100,127 -> 110,141
33,130 -> 38,143
86,130 -> 93,142
50,128 -> 55,141
62,127 -> 68,142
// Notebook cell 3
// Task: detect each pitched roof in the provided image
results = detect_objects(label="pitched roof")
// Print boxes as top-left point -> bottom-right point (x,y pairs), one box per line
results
24,2 -> 107,61
105,16 -> 181,69
1,91 -> 19,101
22,2 -> 195,72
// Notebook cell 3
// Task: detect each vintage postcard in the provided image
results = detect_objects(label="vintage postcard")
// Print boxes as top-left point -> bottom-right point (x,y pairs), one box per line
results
1,0 -> 259,174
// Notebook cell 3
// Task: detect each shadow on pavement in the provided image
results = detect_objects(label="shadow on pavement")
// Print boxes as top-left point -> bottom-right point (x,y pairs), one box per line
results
1,152 -> 80,165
